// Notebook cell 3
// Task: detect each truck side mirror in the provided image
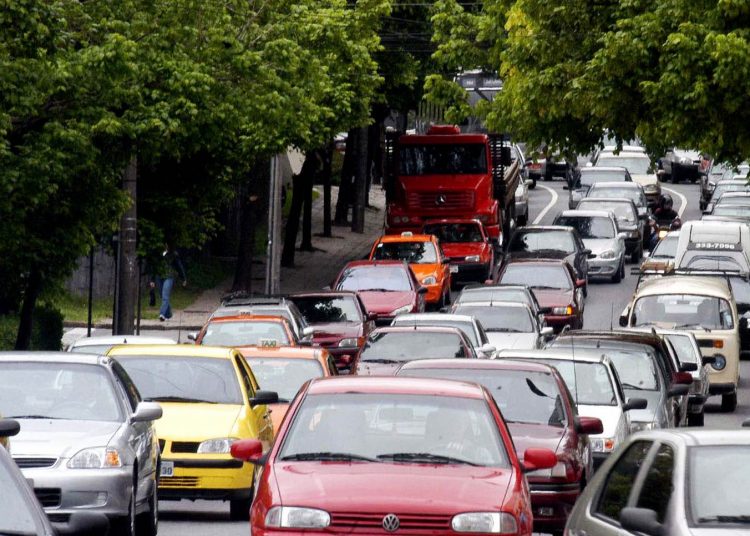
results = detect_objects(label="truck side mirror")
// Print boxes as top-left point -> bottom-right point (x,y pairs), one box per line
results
500,146 -> 512,167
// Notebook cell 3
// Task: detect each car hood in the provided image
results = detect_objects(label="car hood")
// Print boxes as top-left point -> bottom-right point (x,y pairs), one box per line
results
485,332 -> 539,350
358,291 -> 414,315
12,419 -> 122,458
532,288 -> 574,308
584,238 -> 618,255
575,405 -> 622,438
273,462 -> 514,513
354,361 -> 402,376
409,264 -> 440,281
442,243 -> 486,259
155,403 -> 242,441
624,390 -> 660,424
311,322 -> 362,344
632,174 -> 658,186
507,422 -> 564,459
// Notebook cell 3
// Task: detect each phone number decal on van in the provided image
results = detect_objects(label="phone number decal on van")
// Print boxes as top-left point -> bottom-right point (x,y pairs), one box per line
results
688,242 -> 741,251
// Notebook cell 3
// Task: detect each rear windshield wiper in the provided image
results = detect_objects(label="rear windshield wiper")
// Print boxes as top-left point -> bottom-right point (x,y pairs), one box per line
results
377,452 -> 479,466
280,452 -> 378,462
698,515 -> 750,524
146,396 -> 217,404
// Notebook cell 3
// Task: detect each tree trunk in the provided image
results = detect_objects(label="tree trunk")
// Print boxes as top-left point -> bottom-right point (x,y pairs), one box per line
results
334,128 -> 358,225
114,155 -> 138,335
281,153 -> 317,267
15,267 -> 42,350
232,160 -> 268,292
352,126 -> 369,233
300,151 -> 316,251
321,143 -> 333,237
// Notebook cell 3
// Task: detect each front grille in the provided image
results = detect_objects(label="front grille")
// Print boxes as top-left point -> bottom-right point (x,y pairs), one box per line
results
14,457 -> 57,469
330,512 -> 451,532
407,191 -> 474,211
35,488 -> 61,507
170,441 -> 200,454
160,476 -> 200,488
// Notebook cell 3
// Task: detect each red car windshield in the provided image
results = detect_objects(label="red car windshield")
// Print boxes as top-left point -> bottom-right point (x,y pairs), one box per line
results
337,266 -> 412,292
278,393 -> 510,467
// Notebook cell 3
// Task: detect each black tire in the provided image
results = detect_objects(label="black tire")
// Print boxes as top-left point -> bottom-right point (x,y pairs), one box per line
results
230,496 -> 253,521
721,392 -> 738,413
517,213 -> 527,226
137,486 -> 158,536
612,262 -> 622,283
528,178 -> 537,190
112,489 -> 136,536
687,411 -> 705,427
630,245 -> 642,264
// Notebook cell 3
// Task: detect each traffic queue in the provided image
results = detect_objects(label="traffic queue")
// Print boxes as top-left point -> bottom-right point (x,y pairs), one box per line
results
2,147 -> 750,536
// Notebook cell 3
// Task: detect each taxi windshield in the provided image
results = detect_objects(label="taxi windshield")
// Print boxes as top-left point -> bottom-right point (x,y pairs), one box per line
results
116,356 -> 243,404
372,241 -> 437,264
632,294 -> 735,330
201,320 -> 291,347
244,358 -> 324,402
360,331 -> 468,362
279,393 -> 509,467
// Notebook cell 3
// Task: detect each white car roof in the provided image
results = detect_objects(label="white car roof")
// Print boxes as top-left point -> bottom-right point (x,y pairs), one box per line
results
580,166 -> 629,174
558,209 -> 614,219
393,313 -> 476,324
589,181 -> 643,190
496,349 -> 608,364
69,335 -> 176,348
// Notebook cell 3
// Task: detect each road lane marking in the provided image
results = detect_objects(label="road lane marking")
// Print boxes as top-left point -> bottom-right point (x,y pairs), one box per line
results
532,183 -> 559,224
662,186 -> 688,218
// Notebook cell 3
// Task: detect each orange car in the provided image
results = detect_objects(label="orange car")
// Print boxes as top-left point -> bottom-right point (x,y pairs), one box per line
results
190,314 -> 298,348
237,346 -> 337,433
368,232 -> 451,307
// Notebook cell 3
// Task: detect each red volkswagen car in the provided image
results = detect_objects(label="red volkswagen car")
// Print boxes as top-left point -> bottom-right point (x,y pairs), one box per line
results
332,260 -> 426,326
230,376 -> 557,535
422,218 -> 496,286
397,359 -> 603,535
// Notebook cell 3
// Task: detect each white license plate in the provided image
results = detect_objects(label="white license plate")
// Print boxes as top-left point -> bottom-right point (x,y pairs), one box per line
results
450,265 -> 459,273
160,461 -> 174,478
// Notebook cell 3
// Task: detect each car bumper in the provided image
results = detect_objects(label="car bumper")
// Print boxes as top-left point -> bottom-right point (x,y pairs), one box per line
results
22,464 -> 134,518
672,162 -> 700,181
543,314 -> 580,332
158,457 -> 255,501
587,257 -> 621,276
529,482 -> 580,532
449,262 -> 491,284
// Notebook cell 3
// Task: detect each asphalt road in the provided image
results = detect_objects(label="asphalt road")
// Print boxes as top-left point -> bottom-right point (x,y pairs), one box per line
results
65,178 -> 750,535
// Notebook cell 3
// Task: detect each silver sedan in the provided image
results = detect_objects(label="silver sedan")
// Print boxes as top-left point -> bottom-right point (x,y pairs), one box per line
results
0,353 -> 162,536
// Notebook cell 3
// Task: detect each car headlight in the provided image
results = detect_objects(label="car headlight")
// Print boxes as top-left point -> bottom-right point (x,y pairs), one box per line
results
711,354 -> 727,371
644,183 -> 658,192
451,512 -> 518,534
630,422 -> 655,433
551,306 -> 574,315
392,304 -> 413,315
465,255 -> 481,262
590,437 -> 616,453
197,438 -> 238,454
265,507 -> 330,529
599,250 -> 616,259
338,337 -> 360,348
68,447 -> 122,469
422,275 -> 437,285
527,461 -> 570,479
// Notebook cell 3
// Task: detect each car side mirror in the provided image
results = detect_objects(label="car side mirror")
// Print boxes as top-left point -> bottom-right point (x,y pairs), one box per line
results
130,402 -> 163,423
187,332 -> 198,342
521,448 -> 557,473
582,248 -> 592,256
619,507 -> 662,536
53,511 -> 110,536
250,390 -> 279,407
302,326 -> 316,338
679,362 -> 698,372
417,287 -> 428,295
367,312 -> 378,321
623,397 -> 648,411
701,355 -> 717,366
618,307 -> 630,327
741,317 -> 749,330
668,384 -> 690,397
0,418 -> 20,437
672,371 -> 693,385
540,326 -> 554,338
524,179 -> 533,187
575,279 -> 586,288
575,416 -> 603,435
617,232 -> 629,240
230,438 -> 265,464
479,343 -> 496,356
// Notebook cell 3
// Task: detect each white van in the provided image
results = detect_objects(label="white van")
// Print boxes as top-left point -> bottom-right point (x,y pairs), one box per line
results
673,220 -> 750,271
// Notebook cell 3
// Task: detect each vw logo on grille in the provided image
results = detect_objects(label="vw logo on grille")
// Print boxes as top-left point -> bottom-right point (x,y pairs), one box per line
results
382,513 -> 400,532
435,194 -> 447,206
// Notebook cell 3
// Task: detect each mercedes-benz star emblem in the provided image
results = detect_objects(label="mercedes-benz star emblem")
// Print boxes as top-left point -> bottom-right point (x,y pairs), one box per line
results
382,513 -> 400,532
435,194 -> 447,206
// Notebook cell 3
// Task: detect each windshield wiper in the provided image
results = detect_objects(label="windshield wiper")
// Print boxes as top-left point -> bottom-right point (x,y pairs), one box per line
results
485,328 -> 523,333
280,452 -> 378,462
377,452 -> 479,466
672,324 -> 712,332
363,288 -> 395,292
362,358 -> 401,364
7,415 -> 60,420
146,396 -> 217,404
533,285 -> 566,290
620,382 -> 646,391
698,515 -> 750,524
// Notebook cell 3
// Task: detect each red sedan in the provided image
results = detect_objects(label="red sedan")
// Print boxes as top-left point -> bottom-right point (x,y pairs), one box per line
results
397,359 -> 603,535
231,376 -> 557,535
331,260 -> 426,326
496,259 -> 585,331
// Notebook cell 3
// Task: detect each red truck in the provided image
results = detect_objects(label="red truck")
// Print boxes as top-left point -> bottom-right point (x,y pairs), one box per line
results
383,125 -> 521,250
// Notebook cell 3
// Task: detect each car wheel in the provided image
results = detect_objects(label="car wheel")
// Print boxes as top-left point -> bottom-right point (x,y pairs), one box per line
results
529,178 -> 537,190
612,262 -> 622,283
631,245 -> 642,264
721,392 -> 738,413
687,411 -> 705,427
136,486 -> 158,536
230,496 -> 253,521
112,488 -> 136,536
517,213 -> 527,226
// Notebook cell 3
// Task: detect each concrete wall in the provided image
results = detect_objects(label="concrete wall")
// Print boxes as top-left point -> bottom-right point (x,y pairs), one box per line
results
65,247 -> 117,299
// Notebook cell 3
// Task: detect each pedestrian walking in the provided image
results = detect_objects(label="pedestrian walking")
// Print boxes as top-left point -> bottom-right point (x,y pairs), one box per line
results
149,244 -> 187,321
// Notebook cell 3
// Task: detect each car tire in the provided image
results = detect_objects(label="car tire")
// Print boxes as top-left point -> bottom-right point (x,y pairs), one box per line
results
112,488 -> 136,536
721,392 -> 738,413
230,496 -> 253,521
528,178 -> 537,190
687,411 -> 705,427
631,245 -> 642,264
517,213 -> 527,226
612,262 -> 622,283
137,486 -> 158,536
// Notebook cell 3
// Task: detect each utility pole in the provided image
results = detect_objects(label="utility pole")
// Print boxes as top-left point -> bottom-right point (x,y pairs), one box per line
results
351,126 -> 368,233
265,154 -> 282,295
114,155 -> 138,334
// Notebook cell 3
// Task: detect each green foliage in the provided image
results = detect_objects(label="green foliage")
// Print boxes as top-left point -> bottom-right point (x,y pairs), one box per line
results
0,306 -> 63,350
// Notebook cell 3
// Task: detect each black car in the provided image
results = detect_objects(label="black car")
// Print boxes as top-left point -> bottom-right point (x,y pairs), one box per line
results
504,225 -> 592,296
658,148 -> 703,183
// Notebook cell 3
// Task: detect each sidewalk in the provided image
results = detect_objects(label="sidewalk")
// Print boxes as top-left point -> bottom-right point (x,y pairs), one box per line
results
73,186 -> 386,331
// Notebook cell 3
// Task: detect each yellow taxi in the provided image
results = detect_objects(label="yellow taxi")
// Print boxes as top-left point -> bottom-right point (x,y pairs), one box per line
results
106,344 -> 276,520
369,232 -> 452,307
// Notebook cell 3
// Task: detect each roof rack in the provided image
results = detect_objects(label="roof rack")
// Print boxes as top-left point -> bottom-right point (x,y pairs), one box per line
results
219,292 -> 288,307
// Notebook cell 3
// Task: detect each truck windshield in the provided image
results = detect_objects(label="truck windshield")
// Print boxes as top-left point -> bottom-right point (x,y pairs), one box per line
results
399,144 -> 487,175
